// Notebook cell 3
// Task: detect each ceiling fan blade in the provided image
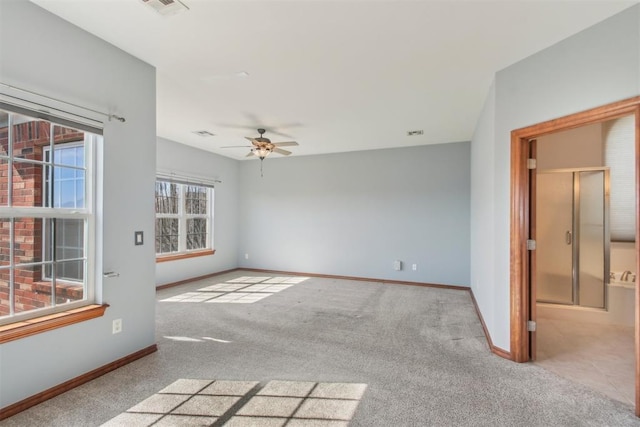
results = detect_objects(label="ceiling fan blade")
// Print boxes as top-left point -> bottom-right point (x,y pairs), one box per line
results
273,148 -> 292,156
273,141 -> 298,147
245,137 -> 261,146
221,145 -> 252,148
246,151 -> 255,157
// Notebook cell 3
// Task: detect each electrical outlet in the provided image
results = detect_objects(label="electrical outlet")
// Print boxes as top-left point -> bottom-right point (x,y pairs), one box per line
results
412,264 -> 417,271
112,318 -> 122,334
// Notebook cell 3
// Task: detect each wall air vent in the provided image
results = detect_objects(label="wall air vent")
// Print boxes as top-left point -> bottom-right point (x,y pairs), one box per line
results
141,0 -> 189,16
407,130 -> 424,136
193,130 -> 215,137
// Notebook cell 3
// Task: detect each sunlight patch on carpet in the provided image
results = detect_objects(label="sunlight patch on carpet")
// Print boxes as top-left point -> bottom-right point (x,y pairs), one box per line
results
101,379 -> 366,426
160,276 -> 309,304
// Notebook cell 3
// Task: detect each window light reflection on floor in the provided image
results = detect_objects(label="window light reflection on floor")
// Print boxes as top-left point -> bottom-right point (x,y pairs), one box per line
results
159,276 -> 309,304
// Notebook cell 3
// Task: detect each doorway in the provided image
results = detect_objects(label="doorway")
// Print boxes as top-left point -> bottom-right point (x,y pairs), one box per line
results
509,96 -> 640,414
533,121 -> 635,405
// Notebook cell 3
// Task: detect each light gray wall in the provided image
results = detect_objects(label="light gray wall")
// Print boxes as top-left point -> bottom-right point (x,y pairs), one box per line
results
0,0 -> 156,407
238,143 -> 471,286
470,81 -> 498,339
156,137 -> 240,285
471,5 -> 640,350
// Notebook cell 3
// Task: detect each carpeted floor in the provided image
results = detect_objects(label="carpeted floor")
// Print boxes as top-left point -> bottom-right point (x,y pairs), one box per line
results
2,271 -> 640,426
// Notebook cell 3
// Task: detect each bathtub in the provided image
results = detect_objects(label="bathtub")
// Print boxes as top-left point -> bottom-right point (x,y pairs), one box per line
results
610,271 -> 636,289
608,272 -> 635,327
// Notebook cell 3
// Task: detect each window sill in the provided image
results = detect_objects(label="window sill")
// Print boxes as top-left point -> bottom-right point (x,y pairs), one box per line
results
156,249 -> 215,263
0,304 -> 109,344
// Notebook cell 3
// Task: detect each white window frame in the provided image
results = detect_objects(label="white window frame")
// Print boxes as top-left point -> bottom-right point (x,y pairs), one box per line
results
155,180 -> 214,257
0,110 -> 98,325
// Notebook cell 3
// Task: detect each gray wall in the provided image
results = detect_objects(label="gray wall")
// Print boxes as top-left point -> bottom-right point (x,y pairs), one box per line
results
0,0 -> 157,407
156,137 -> 240,285
470,81 -> 498,339
471,5 -> 640,350
238,143 -> 471,286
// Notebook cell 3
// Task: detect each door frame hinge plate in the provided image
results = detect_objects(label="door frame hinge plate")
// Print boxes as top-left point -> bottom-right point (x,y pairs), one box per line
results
526,239 -> 536,250
527,320 -> 537,332
527,158 -> 537,169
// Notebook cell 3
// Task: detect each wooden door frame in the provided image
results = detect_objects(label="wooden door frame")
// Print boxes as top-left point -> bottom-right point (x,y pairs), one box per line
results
509,96 -> 640,414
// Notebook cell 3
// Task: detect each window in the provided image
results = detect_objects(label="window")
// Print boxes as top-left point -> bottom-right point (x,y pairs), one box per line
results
155,180 -> 213,258
0,109 -> 98,325
604,115 -> 635,242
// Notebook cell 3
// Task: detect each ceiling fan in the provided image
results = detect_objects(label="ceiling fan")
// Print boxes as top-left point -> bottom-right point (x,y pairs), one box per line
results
221,128 -> 299,176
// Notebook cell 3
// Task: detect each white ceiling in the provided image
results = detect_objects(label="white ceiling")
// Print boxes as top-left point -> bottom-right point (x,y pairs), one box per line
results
32,0 -> 638,160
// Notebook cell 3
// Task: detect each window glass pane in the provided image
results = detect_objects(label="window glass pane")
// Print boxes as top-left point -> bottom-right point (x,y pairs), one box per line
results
0,266 -> 9,318
13,217 -> 43,266
155,218 -> 179,254
0,110 -> 8,157
12,161 -> 44,207
0,218 -> 9,268
55,219 -> 84,261
187,218 -> 207,250
155,181 -> 179,214
0,157 -> 8,207
43,218 -> 84,282
12,114 -> 49,162
15,264 -> 51,314
185,185 -> 207,215
56,260 -> 84,285
44,166 -> 85,209
52,126 -> 84,167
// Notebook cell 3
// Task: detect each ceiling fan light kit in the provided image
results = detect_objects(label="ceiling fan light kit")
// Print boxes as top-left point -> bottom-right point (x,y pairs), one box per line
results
222,128 -> 299,177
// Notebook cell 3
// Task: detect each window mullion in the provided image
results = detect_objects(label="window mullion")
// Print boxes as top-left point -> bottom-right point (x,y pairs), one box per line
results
179,184 -> 186,253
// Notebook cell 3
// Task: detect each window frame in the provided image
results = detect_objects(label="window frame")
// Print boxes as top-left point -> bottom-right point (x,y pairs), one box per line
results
155,179 -> 214,261
0,110 -> 98,326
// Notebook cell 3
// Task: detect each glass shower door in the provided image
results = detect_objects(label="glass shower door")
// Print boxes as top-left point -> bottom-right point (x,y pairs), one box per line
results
578,171 -> 606,308
537,172 -> 574,304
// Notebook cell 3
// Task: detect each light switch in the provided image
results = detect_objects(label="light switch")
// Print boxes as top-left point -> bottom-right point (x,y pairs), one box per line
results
135,231 -> 144,245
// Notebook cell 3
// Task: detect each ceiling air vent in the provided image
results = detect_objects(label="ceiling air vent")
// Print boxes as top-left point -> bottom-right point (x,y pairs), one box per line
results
141,0 -> 189,16
193,130 -> 215,137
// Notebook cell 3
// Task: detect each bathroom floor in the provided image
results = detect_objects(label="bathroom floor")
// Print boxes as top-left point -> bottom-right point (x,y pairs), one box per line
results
536,307 -> 635,406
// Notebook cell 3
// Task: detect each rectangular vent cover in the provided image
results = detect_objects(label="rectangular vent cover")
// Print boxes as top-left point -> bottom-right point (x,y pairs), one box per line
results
141,0 -> 189,16
193,130 -> 215,137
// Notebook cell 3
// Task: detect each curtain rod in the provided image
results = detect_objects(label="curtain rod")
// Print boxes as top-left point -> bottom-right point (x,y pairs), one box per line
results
157,170 -> 222,187
0,82 -> 126,123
